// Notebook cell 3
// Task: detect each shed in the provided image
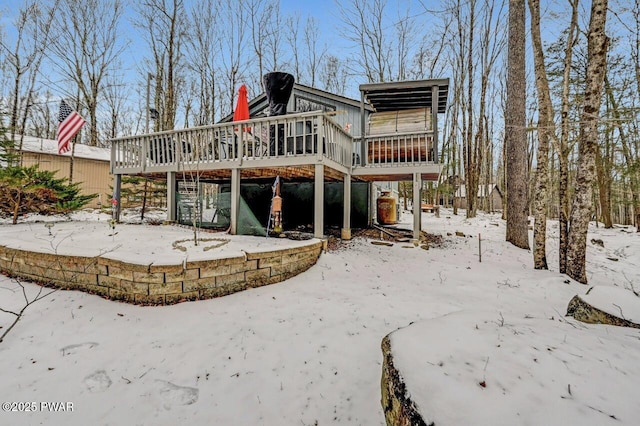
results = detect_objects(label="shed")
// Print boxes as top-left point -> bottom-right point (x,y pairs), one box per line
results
455,184 -> 503,211
12,135 -> 111,208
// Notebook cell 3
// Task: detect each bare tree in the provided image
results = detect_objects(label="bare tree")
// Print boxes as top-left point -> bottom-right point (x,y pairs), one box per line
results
48,0 -> 125,145
337,0 -> 392,82
264,1 -> 287,73
624,0 -> 640,230
247,0 -> 273,91
1,0 -> 57,158
101,71 -> 131,141
303,17 -> 326,87
217,0 -> 249,115
505,0 -> 529,249
566,0 -> 609,284
135,0 -> 186,131
558,0 -> 579,272
0,278 -> 57,344
321,55 -> 349,95
185,0 -> 221,125
285,13 -> 302,83
528,0 -> 554,269
28,90 -> 56,138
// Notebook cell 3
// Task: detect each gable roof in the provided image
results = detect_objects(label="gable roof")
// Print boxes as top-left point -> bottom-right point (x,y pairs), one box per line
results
11,135 -> 111,162
219,83 -> 373,123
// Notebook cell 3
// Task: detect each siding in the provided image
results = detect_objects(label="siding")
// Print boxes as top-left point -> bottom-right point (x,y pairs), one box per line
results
21,153 -> 112,208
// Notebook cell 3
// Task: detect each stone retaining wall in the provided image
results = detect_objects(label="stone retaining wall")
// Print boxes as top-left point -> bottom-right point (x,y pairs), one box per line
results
0,241 -> 323,304
381,334 -> 429,426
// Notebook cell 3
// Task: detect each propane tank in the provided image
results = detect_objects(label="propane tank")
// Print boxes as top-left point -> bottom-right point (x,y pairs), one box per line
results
377,191 -> 397,225
272,195 -> 283,233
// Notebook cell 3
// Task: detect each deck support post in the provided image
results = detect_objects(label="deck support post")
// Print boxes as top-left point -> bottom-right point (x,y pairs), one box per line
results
314,164 -> 324,238
341,173 -> 351,240
230,168 -> 241,235
166,172 -> 177,222
112,174 -> 121,222
413,172 -> 422,241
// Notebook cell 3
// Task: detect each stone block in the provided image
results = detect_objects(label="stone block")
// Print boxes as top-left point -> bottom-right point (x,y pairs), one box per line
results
98,274 -> 121,289
183,276 -> 216,292
230,259 -> 258,274
66,272 -> 99,286
118,280 -> 150,295
245,268 -> 271,285
109,288 -> 136,303
149,281 -> 182,295
165,291 -> 199,304
85,284 -> 110,298
79,261 -> 107,275
106,264 -> 134,281
165,268 -> 199,283
282,249 -> 319,264
224,280 -> 248,294
199,287 -> 226,299
134,293 -> 166,305
132,271 -> 165,284
99,257 -> 150,273
19,264 -> 46,279
215,271 -> 245,287
270,262 -> 305,277
149,263 -> 184,273
186,255 -> 245,270
257,255 -> 282,268
199,264 -> 231,278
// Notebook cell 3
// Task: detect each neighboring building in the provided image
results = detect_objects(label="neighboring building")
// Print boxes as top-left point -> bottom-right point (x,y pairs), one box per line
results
110,77 -> 449,239
13,135 -> 111,208
455,184 -> 503,211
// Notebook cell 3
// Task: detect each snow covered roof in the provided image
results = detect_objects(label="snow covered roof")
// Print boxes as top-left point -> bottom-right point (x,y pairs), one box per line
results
12,135 -> 111,162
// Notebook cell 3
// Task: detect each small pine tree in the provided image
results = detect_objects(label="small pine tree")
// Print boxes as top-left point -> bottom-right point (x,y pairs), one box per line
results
0,165 -> 96,224
0,116 -> 21,168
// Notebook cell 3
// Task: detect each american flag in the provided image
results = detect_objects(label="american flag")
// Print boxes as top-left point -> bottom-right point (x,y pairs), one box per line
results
57,100 -> 86,154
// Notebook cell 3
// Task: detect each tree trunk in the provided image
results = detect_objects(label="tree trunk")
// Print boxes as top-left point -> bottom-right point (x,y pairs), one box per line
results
528,0 -> 553,269
505,0 -> 529,249
594,134 -> 613,228
465,0 -> 477,219
566,0 -> 609,284
558,0 -> 579,273
605,74 -> 640,232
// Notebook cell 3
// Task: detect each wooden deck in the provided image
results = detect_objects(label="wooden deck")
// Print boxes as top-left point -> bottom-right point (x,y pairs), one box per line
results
110,111 -> 440,182
110,110 -> 442,239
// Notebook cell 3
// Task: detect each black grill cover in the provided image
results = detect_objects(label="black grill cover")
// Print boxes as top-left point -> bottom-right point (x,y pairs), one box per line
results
263,72 -> 295,116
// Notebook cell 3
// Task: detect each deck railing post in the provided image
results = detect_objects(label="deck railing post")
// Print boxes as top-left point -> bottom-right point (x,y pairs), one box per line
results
141,136 -> 147,171
432,85 -> 439,163
317,117 -> 325,161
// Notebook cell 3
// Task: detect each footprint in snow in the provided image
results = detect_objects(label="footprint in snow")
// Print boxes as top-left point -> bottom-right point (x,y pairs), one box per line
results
61,342 -> 99,356
83,370 -> 112,392
157,380 -> 199,407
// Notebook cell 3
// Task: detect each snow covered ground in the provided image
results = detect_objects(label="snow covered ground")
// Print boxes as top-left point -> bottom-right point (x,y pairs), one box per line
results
0,208 -> 638,425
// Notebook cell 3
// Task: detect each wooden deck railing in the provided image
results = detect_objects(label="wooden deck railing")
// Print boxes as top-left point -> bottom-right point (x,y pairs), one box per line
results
363,131 -> 435,167
110,111 -> 353,174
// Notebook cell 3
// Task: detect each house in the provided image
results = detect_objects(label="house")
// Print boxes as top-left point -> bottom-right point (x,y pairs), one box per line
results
454,184 -> 503,211
219,82 -> 372,139
12,135 -> 111,209
110,76 -> 449,240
